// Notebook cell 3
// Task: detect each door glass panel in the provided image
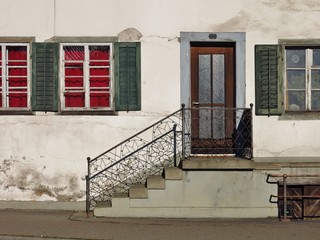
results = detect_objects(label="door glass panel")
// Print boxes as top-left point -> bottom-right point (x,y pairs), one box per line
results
198,54 -> 225,139
198,54 -> 211,103
212,54 -> 225,103
199,109 -> 211,139
199,108 -> 225,139
212,108 -> 225,139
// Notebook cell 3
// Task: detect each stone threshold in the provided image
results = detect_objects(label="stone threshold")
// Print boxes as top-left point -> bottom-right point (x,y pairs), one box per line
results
181,157 -> 320,170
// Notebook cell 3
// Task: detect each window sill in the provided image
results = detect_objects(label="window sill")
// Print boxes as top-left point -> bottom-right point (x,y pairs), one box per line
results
0,110 -> 32,115
279,111 -> 320,120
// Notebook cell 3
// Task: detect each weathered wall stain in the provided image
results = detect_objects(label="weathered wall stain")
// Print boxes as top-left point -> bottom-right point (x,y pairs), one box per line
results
0,159 -> 15,174
0,159 -> 85,201
212,0 -> 320,37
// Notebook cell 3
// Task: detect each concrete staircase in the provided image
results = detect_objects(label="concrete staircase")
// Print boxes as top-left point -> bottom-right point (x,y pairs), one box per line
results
94,167 -> 185,218
93,164 -> 278,218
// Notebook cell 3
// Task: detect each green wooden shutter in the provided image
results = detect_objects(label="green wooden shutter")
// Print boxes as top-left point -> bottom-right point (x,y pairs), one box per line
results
114,42 -> 141,111
32,42 -> 59,112
255,45 -> 282,115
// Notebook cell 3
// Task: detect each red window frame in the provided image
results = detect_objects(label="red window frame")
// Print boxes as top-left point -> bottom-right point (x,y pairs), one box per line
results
62,44 -> 111,110
0,44 -> 29,109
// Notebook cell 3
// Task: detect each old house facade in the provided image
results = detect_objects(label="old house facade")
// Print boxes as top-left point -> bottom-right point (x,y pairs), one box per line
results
1,0 -> 320,219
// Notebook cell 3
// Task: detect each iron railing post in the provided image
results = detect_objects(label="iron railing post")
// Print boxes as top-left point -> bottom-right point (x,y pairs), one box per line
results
181,104 -> 185,159
173,124 -> 177,167
283,174 -> 288,221
86,157 -> 91,216
250,103 -> 253,159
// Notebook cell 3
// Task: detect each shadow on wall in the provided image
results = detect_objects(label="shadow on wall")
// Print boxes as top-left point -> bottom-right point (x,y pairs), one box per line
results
0,158 -> 85,201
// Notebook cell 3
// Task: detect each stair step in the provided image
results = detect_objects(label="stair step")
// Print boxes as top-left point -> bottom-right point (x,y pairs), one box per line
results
129,184 -> 148,199
113,192 -> 129,198
147,175 -> 165,189
164,167 -> 183,180
95,201 -> 112,208
111,195 -> 130,208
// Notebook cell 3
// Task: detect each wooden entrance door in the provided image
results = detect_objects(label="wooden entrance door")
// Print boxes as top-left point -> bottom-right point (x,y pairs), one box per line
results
190,45 -> 235,154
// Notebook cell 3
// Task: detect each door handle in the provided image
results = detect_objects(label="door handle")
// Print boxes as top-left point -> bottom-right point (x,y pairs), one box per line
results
192,102 -> 200,105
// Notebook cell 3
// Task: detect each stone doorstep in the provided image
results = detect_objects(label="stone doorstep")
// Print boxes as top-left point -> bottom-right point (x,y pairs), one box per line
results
147,175 -> 165,189
129,184 -> 148,199
182,158 -> 254,170
181,158 -> 320,170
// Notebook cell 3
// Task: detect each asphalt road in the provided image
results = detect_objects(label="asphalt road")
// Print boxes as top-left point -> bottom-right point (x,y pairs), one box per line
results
0,209 -> 319,240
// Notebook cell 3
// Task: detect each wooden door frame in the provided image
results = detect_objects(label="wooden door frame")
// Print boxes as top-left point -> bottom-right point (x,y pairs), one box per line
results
180,32 -> 246,109
190,45 -> 235,109
190,44 -> 235,154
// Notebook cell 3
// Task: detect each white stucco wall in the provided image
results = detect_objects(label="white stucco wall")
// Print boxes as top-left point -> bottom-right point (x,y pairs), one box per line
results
0,0 -> 320,203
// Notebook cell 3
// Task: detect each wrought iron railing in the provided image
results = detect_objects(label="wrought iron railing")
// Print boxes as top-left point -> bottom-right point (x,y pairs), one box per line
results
185,105 -> 253,158
86,104 -> 253,212
86,109 -> 183,212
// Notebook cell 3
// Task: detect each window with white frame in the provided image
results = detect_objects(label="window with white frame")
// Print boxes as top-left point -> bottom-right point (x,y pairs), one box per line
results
285,48 -> 320,111
0,40 -> 140,114
255,43 -> 320,116
61,44 -> 112,110
0,44 -> 29,109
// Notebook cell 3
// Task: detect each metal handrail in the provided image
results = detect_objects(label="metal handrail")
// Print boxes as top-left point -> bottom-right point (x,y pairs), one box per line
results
89,127 -> 178,181
86,126 -> 179,213
88,109 -> 182,166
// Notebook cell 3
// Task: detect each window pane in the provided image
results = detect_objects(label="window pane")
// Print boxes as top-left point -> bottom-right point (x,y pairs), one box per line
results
90,69 -> 110,88
287,90 -> 305,110
65,64 -> 84,87
7,46 -> 28,108
65,93 -> 85,108
286,49 -> 306,68
89,46 -> 110,108
287,70 -> 305,89
63,46 -> 85,108
7,46 -> 27,66
311,91 -> 320,110
64,46 -> 84,60
311,69 -> 320,89
90,91 -> 110,108
9,92 -> 27,107
89,46 -> 110,66
312,49 -> 320,67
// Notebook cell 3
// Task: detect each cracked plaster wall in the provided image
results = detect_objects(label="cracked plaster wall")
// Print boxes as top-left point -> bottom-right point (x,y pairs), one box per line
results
1,0 -> 320,201
0,115 -> 160,201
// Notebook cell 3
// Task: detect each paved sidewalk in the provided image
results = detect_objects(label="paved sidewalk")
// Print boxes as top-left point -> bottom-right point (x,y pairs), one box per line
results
0,209 -> 320,240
